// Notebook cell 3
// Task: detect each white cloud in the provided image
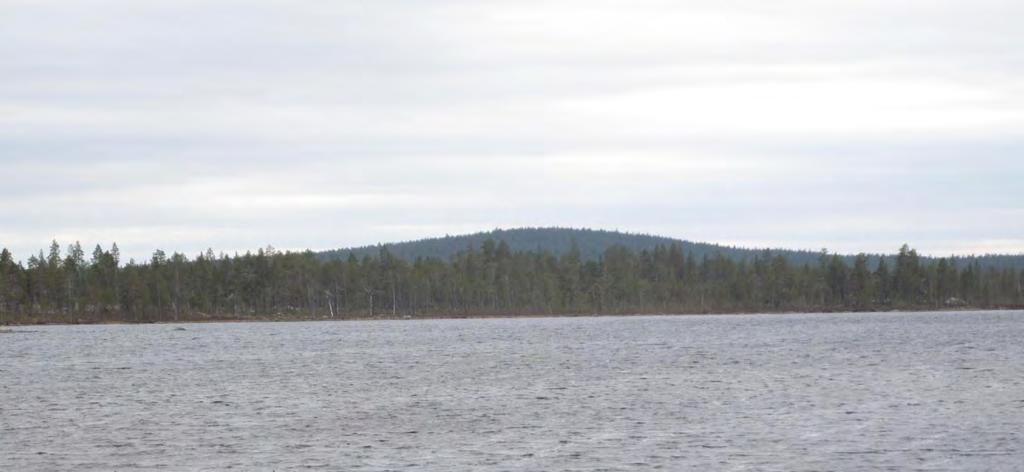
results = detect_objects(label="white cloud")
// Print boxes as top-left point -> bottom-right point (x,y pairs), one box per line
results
1,0 -> 1022,260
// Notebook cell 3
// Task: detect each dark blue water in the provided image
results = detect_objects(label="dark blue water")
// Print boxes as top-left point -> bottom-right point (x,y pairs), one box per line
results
2,311 -> 1022,471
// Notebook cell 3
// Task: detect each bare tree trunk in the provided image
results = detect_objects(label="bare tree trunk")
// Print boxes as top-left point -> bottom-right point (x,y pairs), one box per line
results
325,290 -> 335,318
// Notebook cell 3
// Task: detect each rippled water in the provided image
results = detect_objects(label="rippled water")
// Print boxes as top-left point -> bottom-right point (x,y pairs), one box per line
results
2,311 -> 1023,471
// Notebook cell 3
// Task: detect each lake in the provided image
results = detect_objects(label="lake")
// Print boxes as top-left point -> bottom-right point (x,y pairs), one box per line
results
2,311 -> 1022,471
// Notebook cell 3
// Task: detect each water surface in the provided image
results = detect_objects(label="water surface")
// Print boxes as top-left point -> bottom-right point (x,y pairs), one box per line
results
2,311 -> 1023,470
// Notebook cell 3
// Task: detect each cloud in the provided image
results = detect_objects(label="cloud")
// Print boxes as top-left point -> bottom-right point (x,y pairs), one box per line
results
1,0 -> 1022,260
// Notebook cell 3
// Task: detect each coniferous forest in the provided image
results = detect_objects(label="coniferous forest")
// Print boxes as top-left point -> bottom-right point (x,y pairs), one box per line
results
0,239 -> 1022,325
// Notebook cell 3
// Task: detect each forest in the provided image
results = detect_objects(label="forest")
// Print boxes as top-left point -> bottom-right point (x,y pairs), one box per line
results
328,227 -> 1024,271
0,240 -> 1022,324
326,227 -> 833,266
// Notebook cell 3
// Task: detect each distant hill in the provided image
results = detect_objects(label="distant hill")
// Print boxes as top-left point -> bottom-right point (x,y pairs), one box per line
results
320,227 -> 1024,271
320,227 -> 829,267
321,227 -> 814,263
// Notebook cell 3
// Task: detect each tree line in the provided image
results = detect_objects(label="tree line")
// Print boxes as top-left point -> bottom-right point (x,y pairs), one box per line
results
0,240 -> 1021,324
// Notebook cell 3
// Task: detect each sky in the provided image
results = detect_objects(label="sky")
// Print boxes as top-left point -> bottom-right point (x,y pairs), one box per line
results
2,0 -> 1023,262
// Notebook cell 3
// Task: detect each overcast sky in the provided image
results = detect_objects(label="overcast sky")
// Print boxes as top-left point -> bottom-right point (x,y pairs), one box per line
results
2,0 -> 1023,261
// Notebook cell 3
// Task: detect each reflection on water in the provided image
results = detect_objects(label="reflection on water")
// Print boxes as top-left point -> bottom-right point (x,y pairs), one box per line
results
2,311 -> 1023,471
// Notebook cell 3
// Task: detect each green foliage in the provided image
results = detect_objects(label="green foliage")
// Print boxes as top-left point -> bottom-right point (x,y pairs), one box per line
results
0,239 -> 1021,324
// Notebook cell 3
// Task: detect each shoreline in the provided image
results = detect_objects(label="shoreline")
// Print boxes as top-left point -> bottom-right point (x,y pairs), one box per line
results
4,306 -> 1021,327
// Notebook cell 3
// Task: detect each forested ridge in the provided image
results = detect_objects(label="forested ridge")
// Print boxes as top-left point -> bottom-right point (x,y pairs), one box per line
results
1,238 -> 1022,325
323,227 -> 1024,271
323,227 -> 830,265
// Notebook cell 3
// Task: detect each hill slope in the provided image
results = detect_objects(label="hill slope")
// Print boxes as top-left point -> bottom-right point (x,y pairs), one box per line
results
322,227 -> 831,266
320,227 -> 1024,271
